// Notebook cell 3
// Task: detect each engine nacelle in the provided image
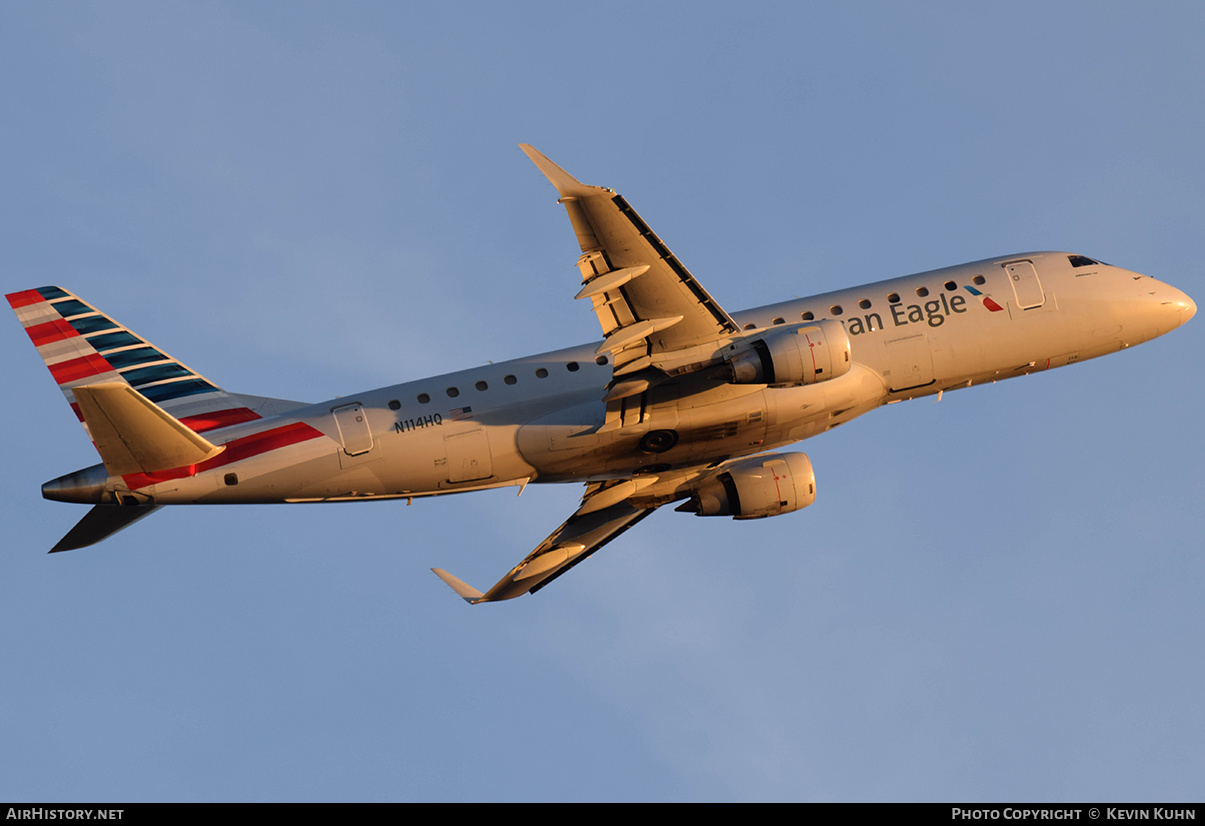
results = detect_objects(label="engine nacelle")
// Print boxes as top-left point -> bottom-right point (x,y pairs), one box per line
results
677,452 -> 817,520
726,319 -> 852,386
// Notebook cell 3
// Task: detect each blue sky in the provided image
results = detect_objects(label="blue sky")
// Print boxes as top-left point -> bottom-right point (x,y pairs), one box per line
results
1,2 -> 1202,802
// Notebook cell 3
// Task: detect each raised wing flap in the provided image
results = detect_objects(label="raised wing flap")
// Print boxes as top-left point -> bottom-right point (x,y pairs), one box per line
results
521,145 -> 740,359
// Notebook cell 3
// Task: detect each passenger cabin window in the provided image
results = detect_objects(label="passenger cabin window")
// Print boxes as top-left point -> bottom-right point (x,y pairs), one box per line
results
830,305 -> 843,316
446,387 -> 459,398
504,374 -> 517,385
475,381 -> 488,391
973,275 -> 986,286
417,393 -> 430,404
801,311 -> 814,321
535,368 -> 548,378
566,361 -> 580,372
888,293 -> 900,304
743,323 -> 757,330
858,299 -> 871,310
388,400 -> 401,410
944,280 -> 957,291
772,317 -> 785,325
595,355 -> 609,365
916,286 -> 929,297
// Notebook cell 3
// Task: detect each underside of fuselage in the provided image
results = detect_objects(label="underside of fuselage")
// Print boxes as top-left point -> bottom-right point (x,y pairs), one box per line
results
38,251 -> 1193,514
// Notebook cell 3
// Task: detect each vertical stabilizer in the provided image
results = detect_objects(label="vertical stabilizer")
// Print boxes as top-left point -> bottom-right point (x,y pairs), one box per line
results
6,287 -> 267,441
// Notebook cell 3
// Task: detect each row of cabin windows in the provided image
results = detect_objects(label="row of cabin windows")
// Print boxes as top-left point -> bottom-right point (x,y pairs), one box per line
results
393,356 -> 606,408
750,275 -> 988,329
394,270 -> 999,401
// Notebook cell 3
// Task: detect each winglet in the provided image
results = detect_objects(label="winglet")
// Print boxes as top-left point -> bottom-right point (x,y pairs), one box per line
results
519,144 -> 607,199
431,568 -> 485,604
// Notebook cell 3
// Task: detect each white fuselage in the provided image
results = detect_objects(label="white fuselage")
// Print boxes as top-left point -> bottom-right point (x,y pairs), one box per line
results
48,251 -> 1194,509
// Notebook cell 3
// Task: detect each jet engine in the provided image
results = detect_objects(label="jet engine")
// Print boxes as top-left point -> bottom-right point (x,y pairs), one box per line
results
676,452 -> 816,519
725,320 -> 851,386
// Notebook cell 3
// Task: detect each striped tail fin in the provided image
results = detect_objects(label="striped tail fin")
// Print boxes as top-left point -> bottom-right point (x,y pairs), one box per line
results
6,286 -> 265,438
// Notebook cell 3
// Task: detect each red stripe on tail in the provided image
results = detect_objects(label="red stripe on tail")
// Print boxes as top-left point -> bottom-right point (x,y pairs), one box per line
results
27,318 -> 83,347
6,290 -> 46,309
49,353 -> 115,384
178,408 -> 263,434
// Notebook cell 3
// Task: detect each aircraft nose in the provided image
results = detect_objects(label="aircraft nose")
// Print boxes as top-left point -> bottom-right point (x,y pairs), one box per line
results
1162,284 -> 1196,330
1135,279 -> 1196,338
1179,291 -> 1197,324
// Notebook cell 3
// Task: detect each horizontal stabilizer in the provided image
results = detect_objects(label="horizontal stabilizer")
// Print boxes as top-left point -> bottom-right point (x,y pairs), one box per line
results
50,504 -> 162,553
74,382 -> 225,476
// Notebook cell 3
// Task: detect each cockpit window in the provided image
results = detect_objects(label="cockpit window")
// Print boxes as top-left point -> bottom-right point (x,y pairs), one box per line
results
1069,255 -> 1106,268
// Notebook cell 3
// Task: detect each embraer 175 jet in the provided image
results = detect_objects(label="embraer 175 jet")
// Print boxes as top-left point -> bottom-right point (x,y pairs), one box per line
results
8,146 -> 1196,604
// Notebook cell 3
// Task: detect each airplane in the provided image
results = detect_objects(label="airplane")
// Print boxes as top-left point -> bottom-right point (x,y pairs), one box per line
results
7,145 -> 1196,604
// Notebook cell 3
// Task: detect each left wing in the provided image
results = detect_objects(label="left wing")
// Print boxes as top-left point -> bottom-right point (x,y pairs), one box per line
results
432,490 -> 659,604
431,464 -> 727,604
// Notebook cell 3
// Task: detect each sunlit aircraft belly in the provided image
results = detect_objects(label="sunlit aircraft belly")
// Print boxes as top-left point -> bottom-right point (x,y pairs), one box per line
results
125,257 -> 1193,507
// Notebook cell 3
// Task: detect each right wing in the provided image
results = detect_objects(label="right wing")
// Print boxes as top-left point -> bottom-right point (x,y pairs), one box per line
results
520,145 -> 741,376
